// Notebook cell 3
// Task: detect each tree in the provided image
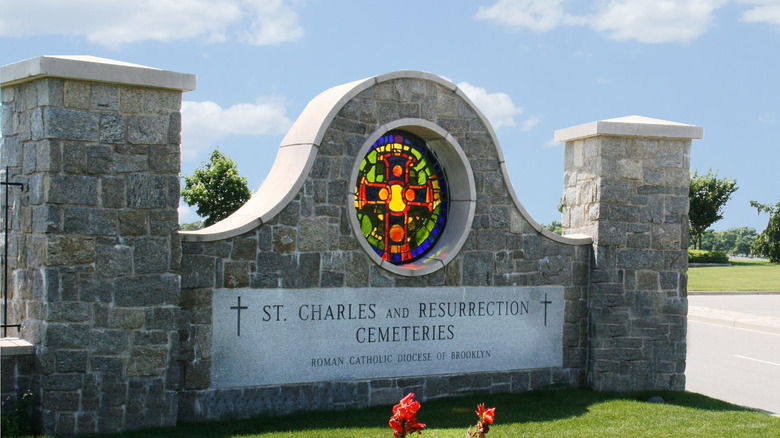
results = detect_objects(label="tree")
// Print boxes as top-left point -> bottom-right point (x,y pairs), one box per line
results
544,221 -> 562,235
689,169 -> 738,249
181,148 -> 251,227
179,220 -> 204,231
750,199 -> 780,263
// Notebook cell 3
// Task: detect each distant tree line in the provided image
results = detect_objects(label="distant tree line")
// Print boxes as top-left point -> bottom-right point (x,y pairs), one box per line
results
690,227 -> 757,256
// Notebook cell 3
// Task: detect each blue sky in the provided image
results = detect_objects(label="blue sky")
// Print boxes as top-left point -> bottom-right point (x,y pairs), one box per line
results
1,0 -> 778,233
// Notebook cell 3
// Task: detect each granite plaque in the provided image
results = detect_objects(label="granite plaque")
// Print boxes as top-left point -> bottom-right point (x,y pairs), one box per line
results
212,286 -> 563,388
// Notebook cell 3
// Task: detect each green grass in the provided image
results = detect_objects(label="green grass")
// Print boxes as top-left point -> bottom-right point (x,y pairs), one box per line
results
96,389 -> 779,438
688,259 -> 780,291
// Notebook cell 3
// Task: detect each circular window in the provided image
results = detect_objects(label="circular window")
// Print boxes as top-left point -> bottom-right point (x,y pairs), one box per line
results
354,131 -> 448,264
349,119 -> 475,276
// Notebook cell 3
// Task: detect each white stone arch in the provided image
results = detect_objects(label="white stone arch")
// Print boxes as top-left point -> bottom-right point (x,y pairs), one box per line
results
179,70 -> 589,249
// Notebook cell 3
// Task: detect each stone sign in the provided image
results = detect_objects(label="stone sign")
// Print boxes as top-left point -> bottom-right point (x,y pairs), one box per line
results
1,56 -> 700,434
212,286 -> 563,387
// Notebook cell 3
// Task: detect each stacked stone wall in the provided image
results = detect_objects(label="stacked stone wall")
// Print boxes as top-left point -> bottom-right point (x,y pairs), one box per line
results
563,135 -> 690,391
178,77 -> 590,419
1,58 -> 697,433
1,77 -> 182,434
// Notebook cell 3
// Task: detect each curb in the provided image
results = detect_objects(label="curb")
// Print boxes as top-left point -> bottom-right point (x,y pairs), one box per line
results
687,314 -> 780,335
688,291 -> 780,296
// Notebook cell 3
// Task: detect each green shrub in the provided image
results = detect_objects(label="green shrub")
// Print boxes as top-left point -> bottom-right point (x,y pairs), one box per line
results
688,249 -> 729,264
1,387 -> 34,437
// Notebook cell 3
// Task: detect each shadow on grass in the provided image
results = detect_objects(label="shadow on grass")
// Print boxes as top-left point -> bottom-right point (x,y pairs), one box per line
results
97,388 -> 758,438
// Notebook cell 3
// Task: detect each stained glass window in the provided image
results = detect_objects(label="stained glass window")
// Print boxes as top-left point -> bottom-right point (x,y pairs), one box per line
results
355,131 -> 448,264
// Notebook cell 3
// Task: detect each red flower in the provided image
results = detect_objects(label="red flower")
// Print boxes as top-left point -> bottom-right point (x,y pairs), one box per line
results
476,403 -> 496,425
389,418 -> 403,435
389,393 -> 426,437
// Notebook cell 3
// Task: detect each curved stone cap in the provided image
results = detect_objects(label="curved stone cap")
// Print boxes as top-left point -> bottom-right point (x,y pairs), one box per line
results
180,70 -> 591,246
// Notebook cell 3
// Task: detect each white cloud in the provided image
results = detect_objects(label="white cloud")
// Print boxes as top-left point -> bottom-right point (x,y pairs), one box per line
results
521,116 -> 542,131
242,0 -> 305,45
741,0 -> 780,30
476,0 -> 733,43
178,203 -> 203,224
456,82 -> 524,129
181,97 -> 292,161
0,0 -> 303,47
590,0 -> 727,43
475,0 -> 569,32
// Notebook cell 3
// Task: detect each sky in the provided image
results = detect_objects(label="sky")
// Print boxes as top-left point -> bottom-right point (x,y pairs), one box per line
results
0,0 -> 778,233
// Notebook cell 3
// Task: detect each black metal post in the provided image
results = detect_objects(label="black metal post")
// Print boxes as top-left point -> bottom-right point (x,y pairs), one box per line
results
2,167 -> 24,337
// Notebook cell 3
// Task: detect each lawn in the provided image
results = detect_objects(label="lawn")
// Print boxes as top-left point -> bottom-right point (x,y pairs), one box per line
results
687,259 -> 780,291
99,389 -> 779,438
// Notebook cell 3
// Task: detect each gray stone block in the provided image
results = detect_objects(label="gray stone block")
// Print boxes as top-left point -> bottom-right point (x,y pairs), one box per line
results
231,237 -> 257,261
598,178 -> 631,203
128,346 -> 169,377
462,251 -> 494,286
617,249 -> 663,271
133,237 -> 169,274
168,111 -> 182,144
32,205 -> 62,233
114,154 -> 148,173
297,218 -> 339,251
282,252 -> 320,288
150,209 -> 178,235
181,255 -> 216,288
31,107 -> 45,140
118,210 -> 149,236
47,301 -> 91,322
596,221 -> 627,246
55,350 -> 89,373
91,84 -> 120,110
22,141 -> 37,174
223,261 -> 250,288
99,112 -> 125,143
62,141 -> 87,173
0,136 -> 21,168
63,80 -> 89,109
96,244 -> 133,277
90,329 -> 129,355
45,174 -> 99,205
76,412 -> 97,435
44,107 -> 99,141
203,241 -> 232,258
149,145 -> 180,173
127,174 -> 167,208
44,391 -> 81,412
63,207 -> 118,235
45,236 -> 95,266
45,323 -> 91,349
114,274 -> 179,307
127,114 -> 168,145
36,139 -> 62,172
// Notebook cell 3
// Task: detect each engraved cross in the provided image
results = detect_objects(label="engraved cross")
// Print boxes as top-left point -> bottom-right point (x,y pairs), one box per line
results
540,293 -> 552,327
230,296 -> 248,336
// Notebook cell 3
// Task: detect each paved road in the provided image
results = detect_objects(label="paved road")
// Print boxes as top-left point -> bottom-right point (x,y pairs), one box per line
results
689,294 -> 780,319
686,295 -> 780,415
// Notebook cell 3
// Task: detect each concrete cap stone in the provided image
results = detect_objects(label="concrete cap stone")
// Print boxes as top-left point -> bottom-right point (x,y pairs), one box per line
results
1,55 -> 196,91
554,115 -> 703,142
0,337 -> 35,356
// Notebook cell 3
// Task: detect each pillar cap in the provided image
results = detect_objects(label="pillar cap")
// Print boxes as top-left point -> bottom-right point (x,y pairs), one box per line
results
1,55 -> 196,91
554,115 -> 703,142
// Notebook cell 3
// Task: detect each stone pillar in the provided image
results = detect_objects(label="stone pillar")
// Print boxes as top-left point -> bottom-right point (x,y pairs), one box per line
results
556,116 -> 702,391
0,56 -> 195,434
